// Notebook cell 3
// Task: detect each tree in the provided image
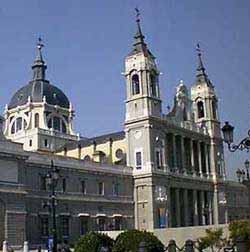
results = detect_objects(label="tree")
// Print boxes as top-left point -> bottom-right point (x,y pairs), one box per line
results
229,220 -> 250,249
74,232 -> 114,252
197,228 -> 226,252
112,229 -> 164,252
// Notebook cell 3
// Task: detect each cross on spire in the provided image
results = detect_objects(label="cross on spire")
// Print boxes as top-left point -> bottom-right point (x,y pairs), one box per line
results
196,43 -> 205,73
195,43 -> 213,87
37,37 -> 44,50
196,43 -> 202,56
32,37 -> 47,80
135,7 -> 140,22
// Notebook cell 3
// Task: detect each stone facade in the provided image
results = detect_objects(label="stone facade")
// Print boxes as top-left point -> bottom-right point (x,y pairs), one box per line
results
0,139 -> 134,245
0,16 -> 250,246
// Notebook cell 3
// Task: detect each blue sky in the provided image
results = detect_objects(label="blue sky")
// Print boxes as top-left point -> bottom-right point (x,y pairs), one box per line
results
0,0 -> 250,179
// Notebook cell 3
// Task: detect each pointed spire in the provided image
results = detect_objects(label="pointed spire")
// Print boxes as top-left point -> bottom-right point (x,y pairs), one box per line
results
128,8 -> 154,57
134,8 -> 145,44
196,43 -> 206,75
195,43 -> 212,86
31,37 -> 47,80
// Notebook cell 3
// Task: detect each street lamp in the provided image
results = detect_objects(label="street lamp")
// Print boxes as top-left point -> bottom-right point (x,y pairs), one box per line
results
244,159 -> 250,180
222,121 -> 250,152
236,168 -> 243,182
45,160 -> 60,252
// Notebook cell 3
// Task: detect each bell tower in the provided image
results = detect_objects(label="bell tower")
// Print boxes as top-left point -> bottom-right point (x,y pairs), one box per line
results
191,44 -> 221,139
191,44 -> 225,180
124,11 -> 165,231
124,11 -> 162,123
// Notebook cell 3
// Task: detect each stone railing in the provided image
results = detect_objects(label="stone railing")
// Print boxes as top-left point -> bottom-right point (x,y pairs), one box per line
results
163,116 -> 208,135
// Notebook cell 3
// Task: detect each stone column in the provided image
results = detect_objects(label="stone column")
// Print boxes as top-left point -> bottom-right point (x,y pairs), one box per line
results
200,191 -> 206,225
203,144 -> 209,177
134,186 -> 139,229
197,141 -> 203,178
172,134 -> 177,172
175,188 -> 181,227
193,190 -> 199,226
147,182 -> 156,231
191,140 -> 195,175
213,183 -> 219,226
181,137 -> 186,174
184,189 -> 189,226
166,186 -> 171,227
208,191 -> 213,225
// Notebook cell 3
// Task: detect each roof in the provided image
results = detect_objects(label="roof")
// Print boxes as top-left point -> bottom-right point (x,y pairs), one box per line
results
127,19 -> 155,58
8,80 -> 70,109
8,39 -> 70,110
59,131 -> 125,151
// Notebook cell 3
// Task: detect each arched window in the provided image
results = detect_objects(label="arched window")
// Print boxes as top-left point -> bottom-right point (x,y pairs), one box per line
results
11,123 -> 15,134
150,74 -> 157,97
47,116 -> 68,133
16,117 -> 22,132
53,117 -> 60,131
183,107 -> 187,121
62,121 -> 67,133
48,118 -> 52,129
132,74 -> 140,95
197,101 -> 205,118
35,113 -> 39,128
83,155 -> 91,162
212,100 -> 217,119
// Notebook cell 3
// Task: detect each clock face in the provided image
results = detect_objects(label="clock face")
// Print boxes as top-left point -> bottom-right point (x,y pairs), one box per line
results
134,130 -> 142,140
115,149 -> 124,159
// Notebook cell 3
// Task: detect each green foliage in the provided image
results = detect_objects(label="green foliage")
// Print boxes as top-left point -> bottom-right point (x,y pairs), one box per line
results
112,229 -> 164,252
74,232 -> 114,252
197,228 -> 225,252
229,220 -> 250,247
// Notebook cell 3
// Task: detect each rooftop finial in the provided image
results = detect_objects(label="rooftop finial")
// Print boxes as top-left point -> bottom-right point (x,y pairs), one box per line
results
37,37 -> 44,51
135,7 -> 140,23
195,43 -> 212,86
196,43 -> 205,74
196,43 -> 202,56
32,36 -> 47,80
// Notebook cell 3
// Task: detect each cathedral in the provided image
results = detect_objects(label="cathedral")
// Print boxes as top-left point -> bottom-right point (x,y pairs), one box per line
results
0,15 -> 249,245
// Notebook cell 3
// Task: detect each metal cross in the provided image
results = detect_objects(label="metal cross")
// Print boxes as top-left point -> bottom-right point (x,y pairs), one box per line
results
37,37 -> 44,50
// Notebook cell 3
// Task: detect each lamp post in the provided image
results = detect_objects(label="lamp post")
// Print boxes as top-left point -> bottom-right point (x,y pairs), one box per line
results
45,160 -> 60,252
244,159 -> 250,180
222,121 -> 250,152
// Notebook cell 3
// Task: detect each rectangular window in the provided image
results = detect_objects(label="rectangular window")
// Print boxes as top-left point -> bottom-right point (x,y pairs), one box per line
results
44,139 -> 48,148
155,149 -> 163,169
81,180 -> 86,194
135,151 -> 142,169
60,216 -> 69,237
97,218 -> 105,231
112,182 -> 119,196
98,182 -> 104,195
40,176 -> 47,191
114,218 -> 122,230
62,178 -> 66,193
80,218 -> 88,235
40,216 -> 49,237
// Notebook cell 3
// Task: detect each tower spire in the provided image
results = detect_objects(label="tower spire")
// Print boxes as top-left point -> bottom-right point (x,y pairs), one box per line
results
195,43 -> 212,86
31,37 -> 47,80
196,43 -> 206,75
128,9 -> 154,57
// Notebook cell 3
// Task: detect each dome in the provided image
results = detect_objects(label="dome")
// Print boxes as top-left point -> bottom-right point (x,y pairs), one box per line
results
8,39 -> 70,110
8,80 -> 70,109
